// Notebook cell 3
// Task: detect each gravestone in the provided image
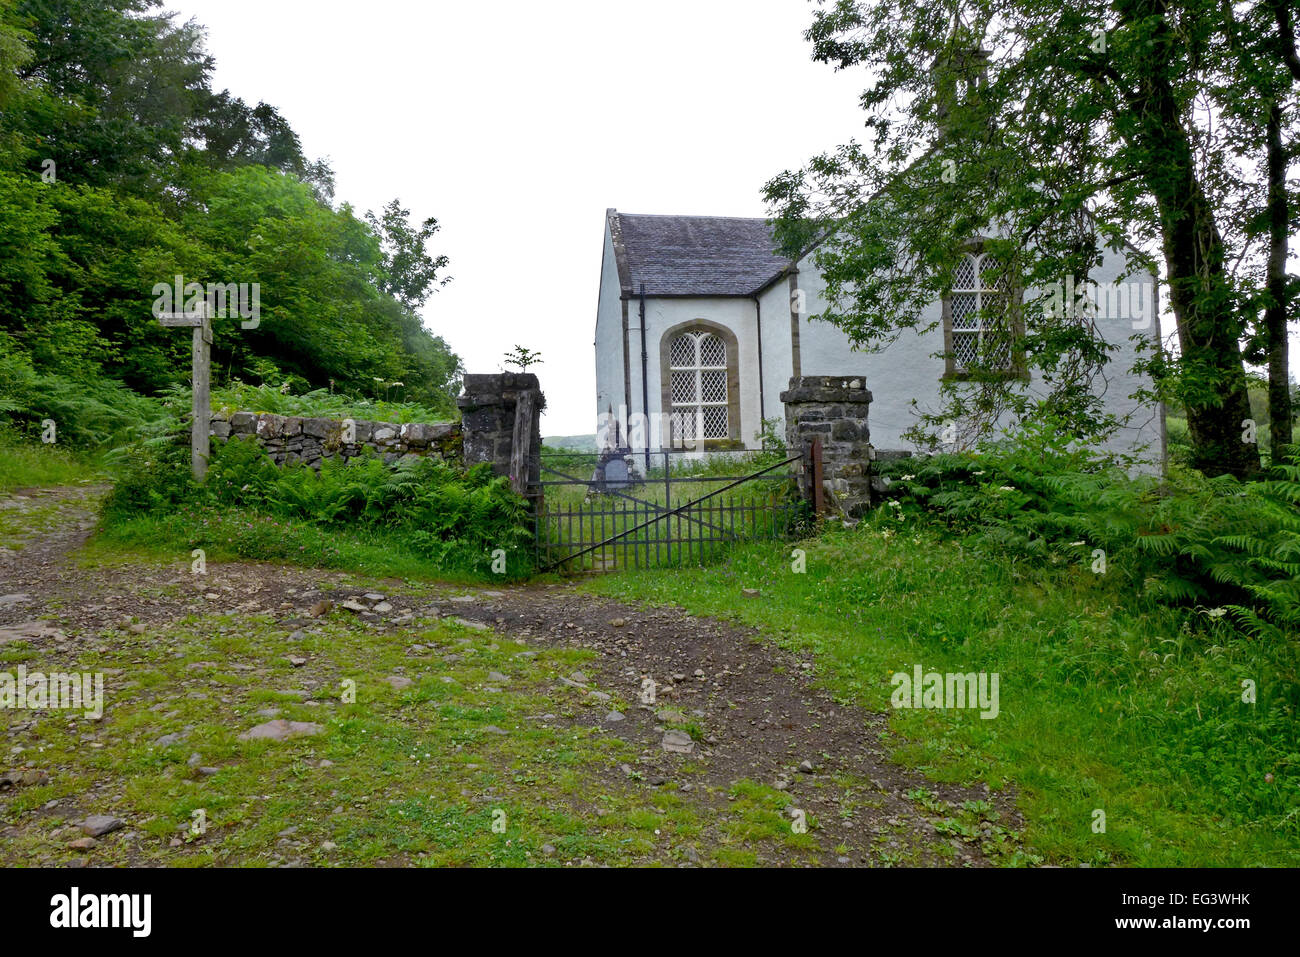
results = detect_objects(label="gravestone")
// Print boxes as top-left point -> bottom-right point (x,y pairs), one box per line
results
603,457 -> 630,488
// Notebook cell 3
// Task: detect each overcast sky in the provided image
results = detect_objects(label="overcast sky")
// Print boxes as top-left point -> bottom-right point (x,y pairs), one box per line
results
164,0 -> 865,434
167,0 -> 1297,435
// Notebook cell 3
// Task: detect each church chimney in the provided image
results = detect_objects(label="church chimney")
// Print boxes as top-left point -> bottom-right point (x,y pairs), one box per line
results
931,16 -> 992,138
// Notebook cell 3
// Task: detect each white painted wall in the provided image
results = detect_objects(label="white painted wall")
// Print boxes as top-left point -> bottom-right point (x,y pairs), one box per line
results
594,224 -> 626,442
594,221 -> 1164,466
757,277 -> 795,435
788,243 -> 1164,465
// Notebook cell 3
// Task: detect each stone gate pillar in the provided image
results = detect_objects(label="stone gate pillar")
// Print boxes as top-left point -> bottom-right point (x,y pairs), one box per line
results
457,373 -> 543,504
780,375 -> 874,519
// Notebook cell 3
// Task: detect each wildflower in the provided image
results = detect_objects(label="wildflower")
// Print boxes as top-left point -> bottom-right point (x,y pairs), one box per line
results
900,474 -> 915,481
998,486 -> 1015,492
1205,607 -> 1227,619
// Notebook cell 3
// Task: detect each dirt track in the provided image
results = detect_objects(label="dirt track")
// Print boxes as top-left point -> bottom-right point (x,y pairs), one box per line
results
0,485 -> 1021,866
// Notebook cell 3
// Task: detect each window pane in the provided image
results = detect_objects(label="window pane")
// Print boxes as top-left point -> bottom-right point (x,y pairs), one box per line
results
954,255 -> 976,290
699,335 -> 726,367
703,407 -> 728,438
676,410 -> 696,442
979,256 -> 1008,292
701,369 -> 726,403
981,328 -> 1013,370
669,334 -> 695,368
951,293 -> 978,329
671,411 -> 697,442
670,370 -> 696,404
952,331 -> 979,366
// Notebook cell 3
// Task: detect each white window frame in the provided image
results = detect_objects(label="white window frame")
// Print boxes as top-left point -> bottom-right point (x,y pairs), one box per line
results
946,251 -> 1015,376
668,331 -> 729,443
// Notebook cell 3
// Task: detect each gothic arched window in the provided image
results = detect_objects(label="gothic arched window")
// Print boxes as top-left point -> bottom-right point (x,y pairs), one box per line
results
660,323 -> 739,446
943,250 -> 1021,378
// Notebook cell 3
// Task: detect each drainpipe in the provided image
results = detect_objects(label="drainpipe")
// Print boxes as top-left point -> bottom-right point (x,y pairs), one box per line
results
639,283 -> 650,476
753,294 -> 766,446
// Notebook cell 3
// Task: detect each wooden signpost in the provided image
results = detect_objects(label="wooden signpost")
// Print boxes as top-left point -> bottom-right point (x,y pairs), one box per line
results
157,303 -> 212,482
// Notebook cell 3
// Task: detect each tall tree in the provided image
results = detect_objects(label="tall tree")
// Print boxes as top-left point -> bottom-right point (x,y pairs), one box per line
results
187,90 -> 335,201
365,199 -> 451,311
10,0 -> 210,194
1215,0 -> 1299,456
767,0 -> 1292,478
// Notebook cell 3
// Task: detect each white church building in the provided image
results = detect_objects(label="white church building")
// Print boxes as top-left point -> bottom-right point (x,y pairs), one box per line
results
593,207 -> 1165,465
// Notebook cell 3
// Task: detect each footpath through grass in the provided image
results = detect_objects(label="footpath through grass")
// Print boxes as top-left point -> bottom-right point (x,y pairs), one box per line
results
584,520 -> 1300,867
0,604 -> 706,867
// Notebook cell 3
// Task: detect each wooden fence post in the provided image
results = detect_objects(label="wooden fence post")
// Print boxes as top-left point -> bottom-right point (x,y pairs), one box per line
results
810,435 -> 825,516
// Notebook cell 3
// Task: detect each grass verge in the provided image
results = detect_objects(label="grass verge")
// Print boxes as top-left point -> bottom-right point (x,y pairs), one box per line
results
582,520 -> 1300,867
0,439 -> 102,492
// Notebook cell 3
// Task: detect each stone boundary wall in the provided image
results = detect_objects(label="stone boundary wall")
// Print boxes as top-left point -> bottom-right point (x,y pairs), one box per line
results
209,411 -> 460,469
781,375 -> 875,519
456,372 -> 543,492
205,374 -> 543,482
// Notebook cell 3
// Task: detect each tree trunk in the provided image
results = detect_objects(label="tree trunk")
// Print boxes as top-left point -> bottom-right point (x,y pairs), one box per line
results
1124,0 -> 1260,478
1265,102 -> 1293,457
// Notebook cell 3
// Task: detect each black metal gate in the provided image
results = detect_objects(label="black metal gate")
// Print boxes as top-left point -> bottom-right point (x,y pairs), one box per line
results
533,446 -> 811,573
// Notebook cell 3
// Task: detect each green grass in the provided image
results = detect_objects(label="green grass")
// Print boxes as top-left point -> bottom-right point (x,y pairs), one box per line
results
93,504 -> 499,584
0,439 -> 102,491
583,519 -> 1300,867
0,598 -> 819,867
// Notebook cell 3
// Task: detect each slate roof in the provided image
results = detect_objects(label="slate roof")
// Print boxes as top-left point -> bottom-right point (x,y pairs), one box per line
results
609,210 -> 791,297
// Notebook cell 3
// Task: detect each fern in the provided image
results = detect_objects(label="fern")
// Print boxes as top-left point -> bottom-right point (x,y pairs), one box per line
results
878,449 -> 1300,634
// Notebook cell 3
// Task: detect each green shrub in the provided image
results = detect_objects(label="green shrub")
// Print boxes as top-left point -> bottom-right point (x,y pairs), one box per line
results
877,448 -> 1300,637
101,441 -> 196,516
102,436 -> 534,578
0,351 -> 166,448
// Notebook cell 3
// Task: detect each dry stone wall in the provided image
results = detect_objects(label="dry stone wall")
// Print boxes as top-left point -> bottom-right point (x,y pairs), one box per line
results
206,374 -> 542,478
209,411 -> 460,468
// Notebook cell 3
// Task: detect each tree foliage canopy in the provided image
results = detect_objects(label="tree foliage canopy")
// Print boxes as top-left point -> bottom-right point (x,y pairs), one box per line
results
0,0 -> 461,438
766,0 -> 1298,476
